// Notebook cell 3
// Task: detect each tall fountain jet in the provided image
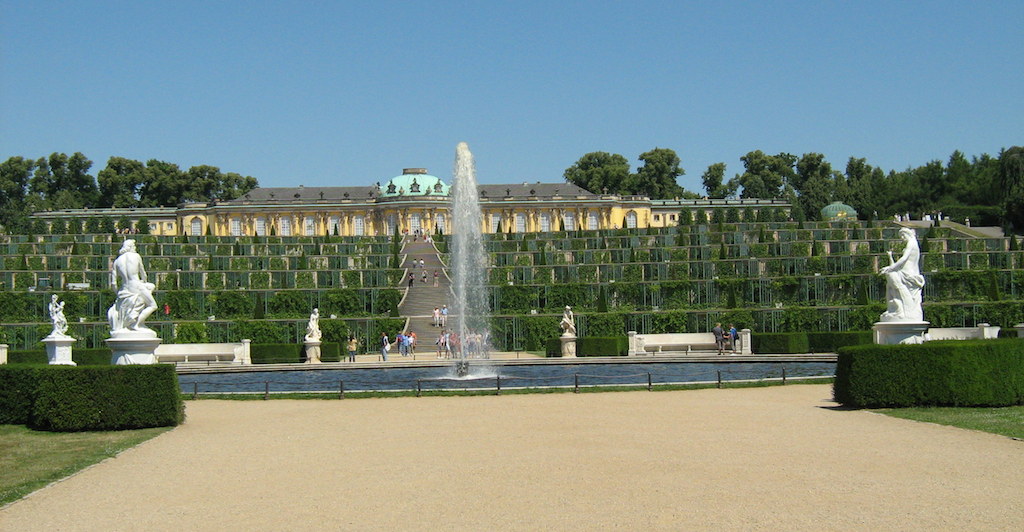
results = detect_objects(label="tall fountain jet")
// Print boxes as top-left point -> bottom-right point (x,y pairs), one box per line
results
449,142 -> 491,374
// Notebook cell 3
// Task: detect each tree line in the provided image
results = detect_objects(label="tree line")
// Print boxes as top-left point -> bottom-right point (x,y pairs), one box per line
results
0,153 -> 259,232
564,146 -> 1024,231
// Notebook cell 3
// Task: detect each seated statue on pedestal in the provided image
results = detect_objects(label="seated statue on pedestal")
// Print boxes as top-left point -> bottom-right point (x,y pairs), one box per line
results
305,308 -> 322,342
560,306 -> 577,336
879,228 -> 926,322
107,239 -> 157,334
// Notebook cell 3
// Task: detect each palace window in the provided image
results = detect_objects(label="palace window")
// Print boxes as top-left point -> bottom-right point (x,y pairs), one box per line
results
563,213 -> 576,231
230,218 -> 242,236
435,213 -> 446,234
329,216 -> 340,235
539,213 -> 551,232
304,217 -> 316,236
385,215 -> 396,235
255,217 -> 267,236
410,213 -> 421,233
190,218 -> 202,236
280,217 -> 292,236
354,215 -> 365,236
625,211 -> 638,229
515,213 -> 526,233
490,213 -> 502,233
588,212 -> 599,230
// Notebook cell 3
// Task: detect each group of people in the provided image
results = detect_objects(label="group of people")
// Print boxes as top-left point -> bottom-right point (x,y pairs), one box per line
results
432,329 -> 489,359
377,331 -> 419,361
712,322 -> 740,355
406,228 -> 433,243
407,258 -> 440,288
432,305 -> 449,327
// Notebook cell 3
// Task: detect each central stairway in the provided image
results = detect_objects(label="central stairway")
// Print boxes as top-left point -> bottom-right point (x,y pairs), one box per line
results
396,237 -> 451,346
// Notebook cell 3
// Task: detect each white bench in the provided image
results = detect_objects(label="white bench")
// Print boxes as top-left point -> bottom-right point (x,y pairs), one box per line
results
154,341 -> 251,365
628,330 -> 752,355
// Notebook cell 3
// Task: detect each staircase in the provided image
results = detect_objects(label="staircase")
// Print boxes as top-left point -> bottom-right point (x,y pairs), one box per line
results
396,237 -> 450,345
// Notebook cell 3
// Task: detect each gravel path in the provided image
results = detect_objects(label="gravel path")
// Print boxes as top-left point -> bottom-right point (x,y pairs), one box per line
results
2,385 -> 1022,530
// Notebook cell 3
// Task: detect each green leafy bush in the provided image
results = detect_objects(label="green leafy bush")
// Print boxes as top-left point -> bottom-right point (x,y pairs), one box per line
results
174,322 -> 209,343
9,348 -> 112,365
834,339 -> 1024,408
27,365 -> 184,431
752,332 -> 809,354
251,343 -> 303,364
0,366 -> 41,424
577,337 -> 628,357
806,331 -> 873,352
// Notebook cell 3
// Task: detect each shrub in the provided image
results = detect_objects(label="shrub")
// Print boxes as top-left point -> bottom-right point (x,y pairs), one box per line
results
577,337 -> 628,357
174,322 -> 209,343
834,339 -> 1024,408
0,366 -> 41,424
545,338 -> 562,357
232,320 -> 290,344
806,331 -> 873,352
752,332 -> 809,354
26,365 -> 184,431
251,343 -> 303,364
9,348 -> 112,365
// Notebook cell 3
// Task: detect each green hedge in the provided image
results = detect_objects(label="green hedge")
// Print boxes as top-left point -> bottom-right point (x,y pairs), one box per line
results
0,365 -> 40,424
545,338 -> 561,357
751,332 -> 809,354
806,331 -> 873,352
8,348 -> 113,365
0,365 -> 184,431
577,337 -> 628,357
834,339 -> 1024,408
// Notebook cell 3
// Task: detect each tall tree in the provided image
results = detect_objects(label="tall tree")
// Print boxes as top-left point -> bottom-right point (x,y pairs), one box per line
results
563,152 -> 630,194
27,152 -> 97,210
999,146 -> 1024,231
138,159 -> 186,207
626,147 -> 694,199
701,162 -> 735,198
0,156 -> 35,232
98,156 -> 145,208
794,153 -> 834,220
732,150 -> 795,199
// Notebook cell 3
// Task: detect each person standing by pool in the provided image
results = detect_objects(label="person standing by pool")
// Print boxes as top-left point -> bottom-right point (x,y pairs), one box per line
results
728,324 -> 739,354
712,323 -> 725,355
346,335 -> 359,362
380,332 -> 390,361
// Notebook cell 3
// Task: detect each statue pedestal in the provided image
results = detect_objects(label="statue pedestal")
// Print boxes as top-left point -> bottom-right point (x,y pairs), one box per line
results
304,340 -> 322,364
107,331 -> 161,365
560,334 -> 577,358
43,335 -> 76,366
873,321 -> 930,345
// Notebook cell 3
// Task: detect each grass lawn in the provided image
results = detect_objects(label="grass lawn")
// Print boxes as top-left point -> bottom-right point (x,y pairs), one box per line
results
879,406 -> 1024,440
0,425 -> 170,507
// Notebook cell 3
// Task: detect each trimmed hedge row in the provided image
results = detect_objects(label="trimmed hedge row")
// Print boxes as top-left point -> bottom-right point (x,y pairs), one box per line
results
834,339 -> 1024,408
0,365 -> 184,431
250,342 -> 341,364
544,337 -> 628,357
752,331 -> 873,353
807,331 -> 873,352
8,348 -> 113,365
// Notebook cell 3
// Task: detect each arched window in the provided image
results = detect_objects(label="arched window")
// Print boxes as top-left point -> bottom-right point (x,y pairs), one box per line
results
230,218 -> 242,236
410,213 -> 421,233
625,211 -> 638,229
587,212 -> 599,230
563,213 -> 576,231
280,217 -> 292,236
353,215 -> 365,236
515,213 -> 526,233
190,218 -> 202,236
304,217 -> 316,236
539,213 -> 551,232
435,213 -> 446,234
255,217 -> 267,236
490,213 -> 502,233
329,216 -> 340,235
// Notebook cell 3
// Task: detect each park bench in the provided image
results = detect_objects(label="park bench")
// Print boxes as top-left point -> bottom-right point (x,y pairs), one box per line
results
627,330 -> 752,356
154,340 -> 251,365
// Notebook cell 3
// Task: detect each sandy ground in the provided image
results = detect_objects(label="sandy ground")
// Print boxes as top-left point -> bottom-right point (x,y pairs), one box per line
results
2,385 -> 1022,531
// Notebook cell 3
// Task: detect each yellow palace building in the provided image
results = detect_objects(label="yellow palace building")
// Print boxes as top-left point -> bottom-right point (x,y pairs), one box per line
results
33,168 -> 789,236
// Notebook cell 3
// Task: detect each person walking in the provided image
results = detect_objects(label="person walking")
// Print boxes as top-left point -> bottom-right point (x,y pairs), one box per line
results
346,335 -> 359,362
433,270 -> 439,287
396,331 -> 407,357
407,273 -> 414,288
432,307 -> 441,327
440,305 -> 448,327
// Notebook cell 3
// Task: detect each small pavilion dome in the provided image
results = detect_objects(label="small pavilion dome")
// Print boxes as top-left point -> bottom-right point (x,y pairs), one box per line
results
820,201 -> 858,221
381,168 -> 449,197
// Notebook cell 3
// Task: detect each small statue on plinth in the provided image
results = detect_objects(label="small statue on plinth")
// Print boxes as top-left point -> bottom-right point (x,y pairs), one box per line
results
44,294 -> 76,365
559,306 -> 577,357
304,308 -> 322,363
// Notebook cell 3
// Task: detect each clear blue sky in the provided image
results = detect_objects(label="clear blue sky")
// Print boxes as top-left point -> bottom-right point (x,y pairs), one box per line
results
2,1 -> 1021,193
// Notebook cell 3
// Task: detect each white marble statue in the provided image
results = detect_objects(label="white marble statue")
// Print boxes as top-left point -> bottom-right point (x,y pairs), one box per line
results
879,228 -> 926,322
560,305 -> 577,336
304,308 -> 322,342
107,239 -> 157,334
49,294 -> 69,337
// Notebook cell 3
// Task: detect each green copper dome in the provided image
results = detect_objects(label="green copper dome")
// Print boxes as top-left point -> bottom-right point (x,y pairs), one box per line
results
381,169 -> 449,197
820,201 -> 858,221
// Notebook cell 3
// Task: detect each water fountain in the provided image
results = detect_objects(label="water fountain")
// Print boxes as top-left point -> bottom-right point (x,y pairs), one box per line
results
449,142 -> 492,376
